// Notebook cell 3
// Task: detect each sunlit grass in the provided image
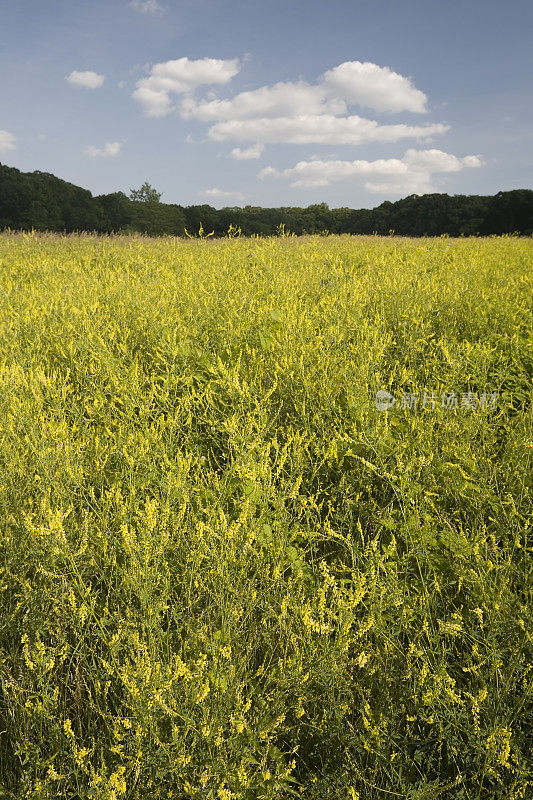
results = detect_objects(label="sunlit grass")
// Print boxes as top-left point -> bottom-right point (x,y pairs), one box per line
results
0,231 -> 531,799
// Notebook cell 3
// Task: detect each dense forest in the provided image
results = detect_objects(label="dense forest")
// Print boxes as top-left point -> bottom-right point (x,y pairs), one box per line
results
1,162 -> 532,237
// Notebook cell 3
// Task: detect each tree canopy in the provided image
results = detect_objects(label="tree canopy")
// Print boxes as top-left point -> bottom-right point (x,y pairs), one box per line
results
129,182 -> 162,204
1,162 -> 532,237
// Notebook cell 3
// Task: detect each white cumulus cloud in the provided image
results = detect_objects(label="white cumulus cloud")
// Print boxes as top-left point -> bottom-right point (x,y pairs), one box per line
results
182,61 -> 428,124
321,61 -> 428,114
131,0 -> 163,13
229,143 -> 265,160
201,188 -> 245,201
259,148 -> 483,194
181,80 -> 345,121
402,148 -> 483,172
85,141 -> 123,158
208,115 -> 448,146
0,130 -> 17,153
66,70 -> 105,89
134,58 -> 450,153
133,57 -> 240,117
175,61 -> 446,148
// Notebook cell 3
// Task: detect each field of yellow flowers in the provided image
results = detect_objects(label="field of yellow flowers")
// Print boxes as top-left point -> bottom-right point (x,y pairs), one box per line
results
0,231 -> 531,800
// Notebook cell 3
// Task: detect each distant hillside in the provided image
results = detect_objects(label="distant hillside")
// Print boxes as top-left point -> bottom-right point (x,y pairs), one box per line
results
1,162 -> 532,236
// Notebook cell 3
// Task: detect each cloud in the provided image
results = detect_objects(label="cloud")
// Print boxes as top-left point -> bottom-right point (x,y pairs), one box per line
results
201,188 -> 245,201
66,70 -> 105,89
259,148 -> 483,194
321,61 -> 428,114
133,57 -> 240,117
402,149 -> 483,171
85,141 -> 123,158
183,61 -> 427,124
229,143 -> 265,160
175,60 -> 446,147
134,86 -> 172,117
208,115 -> 448,146
134,58 -> 448,153
131,0 -> 163,13
181,80 -> 346,121
454,154 -> 484,168
0,130 -> 17,153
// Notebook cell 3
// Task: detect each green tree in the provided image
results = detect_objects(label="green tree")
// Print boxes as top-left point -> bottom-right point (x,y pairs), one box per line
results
129,182 -> 162,203
96,192 -> 133,233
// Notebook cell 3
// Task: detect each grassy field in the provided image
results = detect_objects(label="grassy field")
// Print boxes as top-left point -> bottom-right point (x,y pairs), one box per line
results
0,231 -> 531,800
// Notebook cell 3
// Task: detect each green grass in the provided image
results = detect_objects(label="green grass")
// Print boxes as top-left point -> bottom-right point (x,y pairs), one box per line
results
0,231 -> 531,799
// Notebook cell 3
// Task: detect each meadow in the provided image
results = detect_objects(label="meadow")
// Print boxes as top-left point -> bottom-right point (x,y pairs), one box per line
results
0,231 -> 531,800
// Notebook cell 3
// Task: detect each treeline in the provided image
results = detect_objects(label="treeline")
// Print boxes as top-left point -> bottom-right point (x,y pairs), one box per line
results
1,161 -> 532,237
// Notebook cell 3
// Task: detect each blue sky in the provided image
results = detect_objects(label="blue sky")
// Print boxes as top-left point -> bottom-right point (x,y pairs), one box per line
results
1,0 -> 531,208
